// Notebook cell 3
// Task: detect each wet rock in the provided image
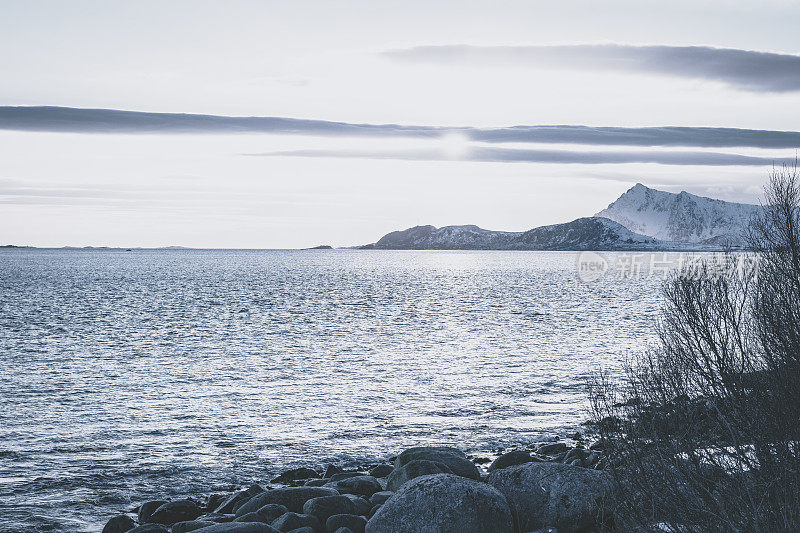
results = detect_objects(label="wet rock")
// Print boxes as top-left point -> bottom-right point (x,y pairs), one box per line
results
256,504 -> 291,523
286,528 -> 315,533
207,493 -> 228,512
537,443 -> 567,455
365,474 -> 513,533
197,513 -> 235,523
216,486 -> 265,514
326,476 -> 382,497
368,465 -> 393,478
184,523 -> 280,532
325,465 -> 344,478
330,472 -> 367,482
385,460 -> 452,492
305,479 -> 331,487
368,492 -> 393,506
342,495 -> 371,516
137,501 -> 167,523
327,514 -> 366,533
235,512 -> 272,523
487,462 -> 614,532
272,468 -> 321,484
367,505 -> 381,519
172,521 -> 217,533
128,525 -> 169,533
236,487 -> 339,516
302,495 -> 354,524
394,447 -> 480,480
333,528 -> 355,533
271,512 -> 322,532
488,450 -> 535,472
150,499 -> 203,525
102,514 -> 135,533
472,457 -> 491,465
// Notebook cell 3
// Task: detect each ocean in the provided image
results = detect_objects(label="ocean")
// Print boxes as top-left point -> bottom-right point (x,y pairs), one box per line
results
0,248 -> 667,532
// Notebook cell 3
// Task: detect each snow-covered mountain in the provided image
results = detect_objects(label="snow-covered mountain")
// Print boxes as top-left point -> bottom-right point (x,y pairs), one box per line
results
596,183 -> 760,247
360,217 -> 663,250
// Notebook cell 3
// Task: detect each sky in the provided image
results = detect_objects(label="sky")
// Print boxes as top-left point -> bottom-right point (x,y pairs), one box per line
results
2,0 -> 800,248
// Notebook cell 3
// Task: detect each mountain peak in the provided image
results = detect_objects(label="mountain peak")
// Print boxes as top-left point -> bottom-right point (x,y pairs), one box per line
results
596,184 -> 759,245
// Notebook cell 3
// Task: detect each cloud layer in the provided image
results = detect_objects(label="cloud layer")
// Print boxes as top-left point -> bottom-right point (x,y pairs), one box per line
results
3,107 -> 800,149
384,44 -> 800,93
252,147 -> 792,167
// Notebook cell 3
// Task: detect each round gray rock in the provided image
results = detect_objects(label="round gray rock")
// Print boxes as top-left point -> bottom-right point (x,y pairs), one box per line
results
236,487 -> 339,516
487,462 -> 614,532
172,521 -> 217,533
150,499 -> 203,525
270,512 -> 322,532
302,495 -> 354,523
327,514 -> 367,533
385,460 -> 453,492
394,447 -> 480,480
488,450 -> 535,472
102,515 -> 135,533
365,474 -> 513,533
184,523 -> 280,532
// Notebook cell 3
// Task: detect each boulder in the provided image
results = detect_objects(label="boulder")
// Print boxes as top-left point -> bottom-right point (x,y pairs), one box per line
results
197,513 -> 235,523
326,476 -> 382,497
385,460 -> 452,492
325,465 -> 344,478
368,465 -> 394,478
236,487 -> 339,516
150,499 -> 203,525
102,515 -> 135,533
537,443 -> 567,455
207,494 -> 229,512
216,486 -> 265,514
487,462 -> 614,532
286,528 -> 315,533
333,529 -> 355,533
330,472 -> 367,482
305,479 -> 331,487
365,474 -> 513,533
488,451 -> 535,472
327,514 -> 366,533
272,467 -> 321,484
270,512 -> 322,532
302,495 -> 354,523
394,447 -> 480,480
137,501 -> 167,523
127,525 -> 169,533
342,495 -> 371,516
256,504 -> 291,523
369,492 -> 393,506
185,523 -> 279,532
235,512 -> 271,523
172,521 -> 217,533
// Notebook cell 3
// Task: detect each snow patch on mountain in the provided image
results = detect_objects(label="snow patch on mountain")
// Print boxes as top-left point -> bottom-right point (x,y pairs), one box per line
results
595,183 -> 760,246
361,217 -> 665,250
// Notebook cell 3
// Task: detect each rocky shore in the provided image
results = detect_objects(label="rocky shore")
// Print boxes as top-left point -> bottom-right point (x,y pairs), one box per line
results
101,436 -> 614,533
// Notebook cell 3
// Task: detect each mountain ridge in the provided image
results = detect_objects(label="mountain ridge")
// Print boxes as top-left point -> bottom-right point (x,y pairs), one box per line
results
360,184 -> 758,251
595,183 -> 760,246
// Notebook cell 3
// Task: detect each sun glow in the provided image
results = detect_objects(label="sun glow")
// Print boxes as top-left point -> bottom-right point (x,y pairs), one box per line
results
440,132 -> 470,159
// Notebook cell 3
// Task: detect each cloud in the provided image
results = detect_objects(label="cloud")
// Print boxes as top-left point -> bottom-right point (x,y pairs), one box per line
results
383,44 -> 800,92
3,107 -> 800,150
249,147 -> 792,166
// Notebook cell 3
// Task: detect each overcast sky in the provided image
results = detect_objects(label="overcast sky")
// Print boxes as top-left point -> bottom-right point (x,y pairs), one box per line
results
2,0 -> 800,248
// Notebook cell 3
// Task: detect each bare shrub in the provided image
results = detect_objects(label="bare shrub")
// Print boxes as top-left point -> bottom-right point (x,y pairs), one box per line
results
589,163 -> 800,533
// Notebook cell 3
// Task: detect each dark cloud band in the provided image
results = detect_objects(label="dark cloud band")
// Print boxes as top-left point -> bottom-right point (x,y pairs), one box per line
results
384,44 -> 800,93
3,107 -> 800,149
249,147 -> 792,167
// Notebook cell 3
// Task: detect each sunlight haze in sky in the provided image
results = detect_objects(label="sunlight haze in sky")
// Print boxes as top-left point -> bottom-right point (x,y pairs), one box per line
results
2,0 -> 800,247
